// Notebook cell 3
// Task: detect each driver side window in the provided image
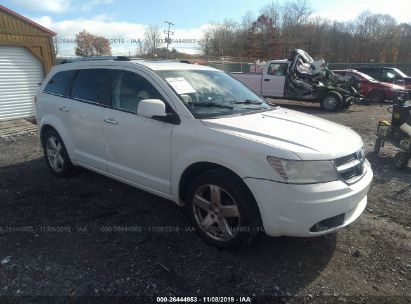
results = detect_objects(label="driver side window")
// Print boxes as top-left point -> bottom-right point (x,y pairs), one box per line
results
113,71 -> 163,113
383,69 -> 398,79
267,63 -> 287,76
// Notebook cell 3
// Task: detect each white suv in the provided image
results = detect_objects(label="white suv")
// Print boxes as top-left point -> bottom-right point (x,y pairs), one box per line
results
35,57 -> 373,248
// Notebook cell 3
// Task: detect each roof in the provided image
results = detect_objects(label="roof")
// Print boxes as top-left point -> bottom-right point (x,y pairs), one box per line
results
57,58 -> 217,72
0,5 -> 57,36
135,60 -> 215,71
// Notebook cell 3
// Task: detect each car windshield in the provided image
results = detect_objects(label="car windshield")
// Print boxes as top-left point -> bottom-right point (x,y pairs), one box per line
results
391,68 -> 407,77
156,69 -> 272,118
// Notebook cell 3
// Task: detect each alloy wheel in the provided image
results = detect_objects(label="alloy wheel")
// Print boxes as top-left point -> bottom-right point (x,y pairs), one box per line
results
192,184 -> 241,241
46,136 -> 64,172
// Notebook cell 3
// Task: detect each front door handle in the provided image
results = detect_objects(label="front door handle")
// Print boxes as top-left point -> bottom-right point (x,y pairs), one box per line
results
104,118 -> 118,125
264,79 -> 270,82
59,106 -> 69,112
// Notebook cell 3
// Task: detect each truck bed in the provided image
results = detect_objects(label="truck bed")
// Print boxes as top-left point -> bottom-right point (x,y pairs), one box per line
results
231,73 -> 262,95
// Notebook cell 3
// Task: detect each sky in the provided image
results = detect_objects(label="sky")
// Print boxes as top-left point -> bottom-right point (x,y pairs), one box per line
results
2,0 -> 410,56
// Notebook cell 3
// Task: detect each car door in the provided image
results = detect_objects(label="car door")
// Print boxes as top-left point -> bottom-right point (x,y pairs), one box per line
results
102,69 -> 175,194
68,68 -> 117,171
262,62 -> 287,97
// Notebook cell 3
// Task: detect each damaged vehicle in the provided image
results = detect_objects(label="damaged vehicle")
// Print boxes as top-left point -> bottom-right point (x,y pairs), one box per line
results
232,49 -> 363,111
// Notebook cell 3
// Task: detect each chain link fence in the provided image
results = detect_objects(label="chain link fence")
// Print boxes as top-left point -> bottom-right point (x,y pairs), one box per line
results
203,57 -> 411,75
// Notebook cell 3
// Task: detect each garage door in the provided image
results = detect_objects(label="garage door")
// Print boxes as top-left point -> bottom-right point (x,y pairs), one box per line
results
0,45 -> 44,121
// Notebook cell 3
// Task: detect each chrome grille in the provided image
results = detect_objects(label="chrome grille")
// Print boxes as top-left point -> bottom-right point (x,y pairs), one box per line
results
334,149 -> 366,184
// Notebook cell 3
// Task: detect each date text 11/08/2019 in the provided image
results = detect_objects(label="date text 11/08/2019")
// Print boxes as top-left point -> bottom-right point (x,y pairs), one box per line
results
156,296 -> 252,303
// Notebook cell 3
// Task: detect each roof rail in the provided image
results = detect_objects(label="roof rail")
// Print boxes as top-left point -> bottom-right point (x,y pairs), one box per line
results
60,56 -> 131,64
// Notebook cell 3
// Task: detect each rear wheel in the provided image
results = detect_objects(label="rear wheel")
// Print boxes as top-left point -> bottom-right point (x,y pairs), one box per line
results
185,169 -> 261,249
368,90 -> 385,103
374,138 -> 383,154
42,129 -> 74,177
394,152 -> 409,170
320,92 -> 343,111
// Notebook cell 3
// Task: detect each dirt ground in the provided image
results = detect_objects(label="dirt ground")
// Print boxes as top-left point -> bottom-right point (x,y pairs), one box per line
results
0,101 -> 409,303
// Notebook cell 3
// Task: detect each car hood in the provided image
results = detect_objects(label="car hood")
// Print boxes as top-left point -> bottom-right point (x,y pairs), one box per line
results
201,108 -> 363,160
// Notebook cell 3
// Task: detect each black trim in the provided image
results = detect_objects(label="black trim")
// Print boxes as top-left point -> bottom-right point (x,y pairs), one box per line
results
152,113 -> 180,125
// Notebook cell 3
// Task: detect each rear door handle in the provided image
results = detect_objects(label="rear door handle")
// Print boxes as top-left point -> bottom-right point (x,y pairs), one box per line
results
264,79 -> 270,82
104,118 -> 118,125
59,106 -> 69,112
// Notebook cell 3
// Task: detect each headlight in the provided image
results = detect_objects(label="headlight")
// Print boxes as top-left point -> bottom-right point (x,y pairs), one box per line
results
267,157 -> 339,184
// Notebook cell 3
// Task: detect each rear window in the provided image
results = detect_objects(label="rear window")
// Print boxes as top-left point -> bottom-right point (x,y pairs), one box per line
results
71,69 -> 117,106
43,70 -> 75,96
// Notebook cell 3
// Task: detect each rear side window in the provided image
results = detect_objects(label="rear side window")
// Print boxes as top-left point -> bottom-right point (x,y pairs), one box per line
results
43,70 -> 75,96
71,69 -> 117,106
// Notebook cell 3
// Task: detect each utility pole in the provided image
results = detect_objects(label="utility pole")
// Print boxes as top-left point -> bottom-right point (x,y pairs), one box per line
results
164,20 -> 174,59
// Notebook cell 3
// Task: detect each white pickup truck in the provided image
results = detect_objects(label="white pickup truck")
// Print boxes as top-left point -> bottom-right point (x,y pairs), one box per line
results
232,60 -> 289,99
231,50 -> 362,111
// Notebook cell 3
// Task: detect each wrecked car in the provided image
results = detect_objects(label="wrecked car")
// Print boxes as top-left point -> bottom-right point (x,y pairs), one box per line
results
232,49 -> 363,111
333,69 -> 409,103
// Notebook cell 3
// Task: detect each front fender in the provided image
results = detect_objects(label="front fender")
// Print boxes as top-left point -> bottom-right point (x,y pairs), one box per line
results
171,144 -> 272,205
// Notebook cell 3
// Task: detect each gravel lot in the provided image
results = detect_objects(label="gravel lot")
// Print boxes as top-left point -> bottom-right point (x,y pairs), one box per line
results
0,101 -> 410,302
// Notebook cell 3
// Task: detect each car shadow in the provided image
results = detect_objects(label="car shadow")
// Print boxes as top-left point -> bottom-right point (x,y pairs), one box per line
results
366,151 -> 411,175
0,158 -> 336,296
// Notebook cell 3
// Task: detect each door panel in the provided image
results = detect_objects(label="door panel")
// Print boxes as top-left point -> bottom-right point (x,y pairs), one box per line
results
102,70 -> 173,194
103,109 -> 173,193
69,100 -> 106,170
68,69 -> 117,171
262,63 -> 287,97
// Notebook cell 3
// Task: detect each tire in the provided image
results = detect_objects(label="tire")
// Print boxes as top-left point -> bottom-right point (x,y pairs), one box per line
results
42,129 -> 75,177
185,169 -> 262,249
343,100 -> 352,109
368,90 -> 385,103
394,152 -> 409,170
320,92 -> 343,111
374,138 -> 383,154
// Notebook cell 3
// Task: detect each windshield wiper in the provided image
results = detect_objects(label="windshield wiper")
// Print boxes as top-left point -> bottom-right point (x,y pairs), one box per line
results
187,102 -> 233,109
232,99 -> 263,105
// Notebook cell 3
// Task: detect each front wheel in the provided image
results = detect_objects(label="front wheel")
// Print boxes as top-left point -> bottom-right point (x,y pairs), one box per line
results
185,169 -> 262,249
394,152 -> 409,170
320,92 -> 343,111
374,137 -> 383,154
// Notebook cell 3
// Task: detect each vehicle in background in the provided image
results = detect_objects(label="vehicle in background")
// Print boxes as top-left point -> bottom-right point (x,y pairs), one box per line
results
232,49 -> 363,112
355,67 -> 411,89
333,69 -> 409,103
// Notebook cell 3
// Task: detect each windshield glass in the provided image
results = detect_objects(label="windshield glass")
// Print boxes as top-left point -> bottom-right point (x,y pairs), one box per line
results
391,68 -> 407,77
156,69 -> 272,118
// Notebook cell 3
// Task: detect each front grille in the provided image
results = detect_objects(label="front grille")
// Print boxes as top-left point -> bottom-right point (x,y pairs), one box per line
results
334,149 -> 366,184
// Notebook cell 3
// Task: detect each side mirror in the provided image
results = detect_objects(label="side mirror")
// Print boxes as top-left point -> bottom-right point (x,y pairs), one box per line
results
137,99 -> 167,118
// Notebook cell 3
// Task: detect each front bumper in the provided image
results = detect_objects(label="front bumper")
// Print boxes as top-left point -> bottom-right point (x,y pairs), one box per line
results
244,160 -> 373,237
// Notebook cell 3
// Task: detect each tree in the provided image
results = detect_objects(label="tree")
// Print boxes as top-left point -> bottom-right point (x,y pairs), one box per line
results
144,25 -> 161,58
199,0 -> 411,65
75,30 -> 111,57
